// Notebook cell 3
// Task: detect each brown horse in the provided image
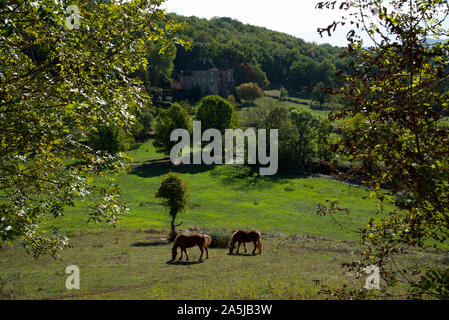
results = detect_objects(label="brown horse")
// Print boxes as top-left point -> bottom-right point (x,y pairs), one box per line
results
229,230 -> 262,255
171,233 -> 211,261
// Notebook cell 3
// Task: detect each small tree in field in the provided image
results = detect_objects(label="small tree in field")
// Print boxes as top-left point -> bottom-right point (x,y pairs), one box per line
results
154,172 -> 189,241
279,86 -> 288,101
236,82 -> 264,104
311,82 -> 330,109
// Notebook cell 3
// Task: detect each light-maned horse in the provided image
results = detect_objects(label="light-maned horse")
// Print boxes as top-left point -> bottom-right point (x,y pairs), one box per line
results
229,230 -> 262,255
171,233 -> 211,261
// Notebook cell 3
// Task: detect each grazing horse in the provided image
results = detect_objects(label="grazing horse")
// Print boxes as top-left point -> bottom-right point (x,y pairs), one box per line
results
171,233 -> 211,261
229,230 -> 262,255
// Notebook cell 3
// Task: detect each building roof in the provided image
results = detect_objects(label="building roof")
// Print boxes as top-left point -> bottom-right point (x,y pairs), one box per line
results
185,58 -> 218,72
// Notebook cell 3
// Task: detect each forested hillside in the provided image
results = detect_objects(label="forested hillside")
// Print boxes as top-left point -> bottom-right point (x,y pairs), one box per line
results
146,14 -> 351,94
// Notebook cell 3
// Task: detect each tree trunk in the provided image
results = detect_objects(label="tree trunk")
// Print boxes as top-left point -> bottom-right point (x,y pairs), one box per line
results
169,215 -> 177,242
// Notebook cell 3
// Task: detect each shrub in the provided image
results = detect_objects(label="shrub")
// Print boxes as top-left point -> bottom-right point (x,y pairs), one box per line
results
235,82 -> 264,104
279,87 -> 288,101
206,229 -> 232,249
227,94 -> 237,106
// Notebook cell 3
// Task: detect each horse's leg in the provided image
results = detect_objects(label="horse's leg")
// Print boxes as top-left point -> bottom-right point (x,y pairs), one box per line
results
243,242 -> 247,253
236,242 -> 241,254
184,248 -> 189,261
252,240 -> 257,254
205,246 -> 209,259
180,247 -> 184,260
198,245 -> 204,261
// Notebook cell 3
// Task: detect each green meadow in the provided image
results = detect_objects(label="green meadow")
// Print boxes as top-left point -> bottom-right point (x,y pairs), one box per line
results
49,140 -> 380,240
1,140 -> 447,300
2,110 -> 447,299
0,230 -> 368,299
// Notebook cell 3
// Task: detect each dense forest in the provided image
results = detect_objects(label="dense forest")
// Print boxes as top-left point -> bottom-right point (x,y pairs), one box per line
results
141,14 -> 351,96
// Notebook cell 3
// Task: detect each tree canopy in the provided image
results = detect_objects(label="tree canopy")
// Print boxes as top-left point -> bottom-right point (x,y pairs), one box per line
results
171,14 -> 347,94
0,0 -> 186,257
154,172 -> 189,241
317,0 -> 449,299
241,104 -> 321,172
154,103 -> 192,155
196,95 -> 235,132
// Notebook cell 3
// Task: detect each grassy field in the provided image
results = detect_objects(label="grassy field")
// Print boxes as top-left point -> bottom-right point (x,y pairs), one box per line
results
1,126 -> 446,299
1,228 -> 446,299
45,140 -> 382,240
249,90 -> 334,119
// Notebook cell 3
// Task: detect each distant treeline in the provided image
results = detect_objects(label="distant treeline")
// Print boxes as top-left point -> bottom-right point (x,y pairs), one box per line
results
169,15 -> 351,94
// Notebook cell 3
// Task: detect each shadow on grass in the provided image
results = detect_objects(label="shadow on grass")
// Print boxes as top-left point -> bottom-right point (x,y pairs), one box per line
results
166,259 -> 205,265
227,252 -> 259,257
129,158 -> 215,179
210,165 -> 311,190
210,166 -> 271,191
132,241 -> 170,247
129,154 -> 313,189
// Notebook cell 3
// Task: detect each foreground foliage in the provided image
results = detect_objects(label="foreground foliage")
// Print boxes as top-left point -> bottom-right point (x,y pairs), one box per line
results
318,0 -> 449,298
0,0 -> 185,257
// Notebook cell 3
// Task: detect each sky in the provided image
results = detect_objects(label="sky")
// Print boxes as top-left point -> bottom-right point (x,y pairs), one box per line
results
162,0 -> 354,47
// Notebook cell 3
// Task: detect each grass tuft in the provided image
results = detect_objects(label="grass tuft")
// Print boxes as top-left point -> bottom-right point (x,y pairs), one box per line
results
0,272 -> 24,300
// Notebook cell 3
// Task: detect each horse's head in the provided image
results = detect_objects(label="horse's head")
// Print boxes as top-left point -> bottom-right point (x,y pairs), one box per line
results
228,238 -> 235,254
171,243 -> 178,261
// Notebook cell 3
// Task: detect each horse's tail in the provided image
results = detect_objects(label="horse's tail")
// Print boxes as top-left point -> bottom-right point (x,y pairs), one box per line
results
203,234 -> 211,247
256,231 -> 262,254
173,234 -> 180,246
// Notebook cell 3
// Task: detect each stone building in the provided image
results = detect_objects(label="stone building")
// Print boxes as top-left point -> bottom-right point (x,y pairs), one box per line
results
179,58 -> 234,98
